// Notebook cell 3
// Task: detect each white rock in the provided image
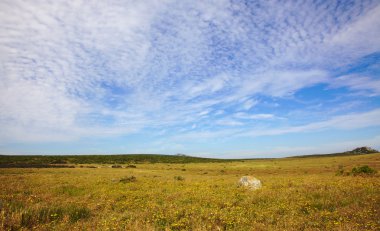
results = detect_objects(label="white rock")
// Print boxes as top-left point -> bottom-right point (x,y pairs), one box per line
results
238,176 -> 262,190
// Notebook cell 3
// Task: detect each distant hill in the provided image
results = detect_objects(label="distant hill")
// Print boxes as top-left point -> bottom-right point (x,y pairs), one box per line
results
345,146 -> 379,154
291,146 -> 379,158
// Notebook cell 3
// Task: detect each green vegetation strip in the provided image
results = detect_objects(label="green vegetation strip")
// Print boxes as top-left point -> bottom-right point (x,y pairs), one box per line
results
0,154 -> 234,166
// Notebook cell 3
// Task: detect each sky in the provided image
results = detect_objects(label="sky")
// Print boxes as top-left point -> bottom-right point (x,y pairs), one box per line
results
0,0 -> 380,158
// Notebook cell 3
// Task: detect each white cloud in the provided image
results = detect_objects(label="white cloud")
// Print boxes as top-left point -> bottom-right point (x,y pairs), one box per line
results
241,99 -> 258,110
168,108 -> 380,144
181,73 -> 231,99
240,69 -> 329,97
234,112 -> 275,120
215,119 -> 243,126
328,4 -> 380,61
0,0 -> 379,146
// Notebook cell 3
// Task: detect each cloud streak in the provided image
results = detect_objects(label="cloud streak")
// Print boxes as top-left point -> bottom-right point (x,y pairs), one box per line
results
241,109 -> 380,137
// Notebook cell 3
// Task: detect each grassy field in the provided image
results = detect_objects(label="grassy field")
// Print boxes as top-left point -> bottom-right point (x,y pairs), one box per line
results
1,153 -> 379,230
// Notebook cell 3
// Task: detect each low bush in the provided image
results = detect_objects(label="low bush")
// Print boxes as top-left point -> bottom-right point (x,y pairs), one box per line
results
119,176 -> 137,183
174,176 -> 184,181
351,165 -> 377,176
126,165 -> 137,168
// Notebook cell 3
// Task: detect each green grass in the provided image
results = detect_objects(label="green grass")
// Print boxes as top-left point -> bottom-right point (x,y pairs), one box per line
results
0,153 -> 379,230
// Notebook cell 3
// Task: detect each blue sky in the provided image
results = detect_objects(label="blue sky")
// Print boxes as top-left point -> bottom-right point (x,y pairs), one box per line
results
0,0 -> 380,158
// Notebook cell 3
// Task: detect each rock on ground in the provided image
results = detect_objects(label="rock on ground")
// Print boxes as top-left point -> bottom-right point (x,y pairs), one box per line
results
238,176 -> 262,190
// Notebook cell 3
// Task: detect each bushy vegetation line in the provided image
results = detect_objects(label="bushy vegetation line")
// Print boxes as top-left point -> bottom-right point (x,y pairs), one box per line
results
0,154 -> 234,166
0,163 -> 75,168
336,165 -> 377,176
1,147 -> 377,167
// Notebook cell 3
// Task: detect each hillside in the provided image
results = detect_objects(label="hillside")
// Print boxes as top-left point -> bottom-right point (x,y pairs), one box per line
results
290,146 -> 379,158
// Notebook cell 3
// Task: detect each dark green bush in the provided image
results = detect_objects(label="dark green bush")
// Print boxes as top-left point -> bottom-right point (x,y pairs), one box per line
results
351,165 -> 377,176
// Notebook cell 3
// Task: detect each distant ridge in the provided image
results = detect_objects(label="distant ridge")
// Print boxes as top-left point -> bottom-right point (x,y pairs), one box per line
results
291,146 -> 379,158
0,154 -> 233,167
345,146 -> 379,154
0,147 -> 379,167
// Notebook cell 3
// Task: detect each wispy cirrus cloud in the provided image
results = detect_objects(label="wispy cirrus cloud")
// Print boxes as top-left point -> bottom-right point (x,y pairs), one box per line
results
161,108 -> 380,143
234,113 -> 276,120
242,108 -> 380,137
0,0 -> 379,156
329,74 -> 380,96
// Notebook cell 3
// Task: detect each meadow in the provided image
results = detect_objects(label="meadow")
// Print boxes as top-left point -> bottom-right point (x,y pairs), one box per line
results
0,153 -> 379,230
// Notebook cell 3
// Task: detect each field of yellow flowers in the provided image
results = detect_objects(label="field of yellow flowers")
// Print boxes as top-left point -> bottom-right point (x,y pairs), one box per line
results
1,153 -> 379,230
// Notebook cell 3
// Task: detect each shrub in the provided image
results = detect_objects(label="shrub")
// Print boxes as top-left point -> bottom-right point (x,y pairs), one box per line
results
126,165 -> 137,168
351,165 -> 377,176
174,176 -> 184,181
119,176 -> 137,183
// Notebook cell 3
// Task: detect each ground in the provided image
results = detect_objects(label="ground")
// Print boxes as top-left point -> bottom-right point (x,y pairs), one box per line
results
1,153 -> 379,230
